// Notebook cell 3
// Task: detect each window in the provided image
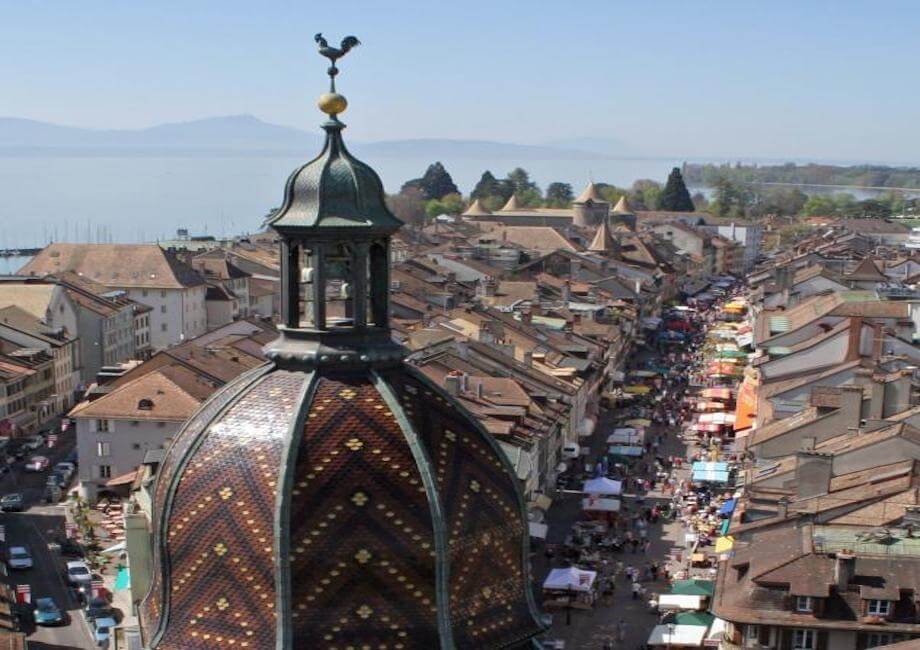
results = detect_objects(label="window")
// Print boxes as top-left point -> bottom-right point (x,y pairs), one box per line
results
97,465 -> 112,479
795,596 -> 813,612
868,599 -> 891,616
97,419 -> 110,433
160,305 -> 167,313
132,443 -> 141,450
744,625 -> 759,642
865,633 -> 893,649
96,442 -> 110,457
142,290 -> 148,297
161,323 -> 167,332
793,629 -> 815,650
160,290 -> 167,298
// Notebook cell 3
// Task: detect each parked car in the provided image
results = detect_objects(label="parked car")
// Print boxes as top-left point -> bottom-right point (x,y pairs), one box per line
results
65,560 -> 92,593
84,596 -> 112,622
0,493 -> 24,512
24,456 -> 50,472
7,546 -> 33,570
93,616 -> 116,647
54,462 -> 76,479
33,597 -> 64,626
46,471 -> 68,489
21,435 -> 44,452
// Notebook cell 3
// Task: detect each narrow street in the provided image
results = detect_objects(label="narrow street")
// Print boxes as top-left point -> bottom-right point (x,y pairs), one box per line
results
0,427 -> 94,649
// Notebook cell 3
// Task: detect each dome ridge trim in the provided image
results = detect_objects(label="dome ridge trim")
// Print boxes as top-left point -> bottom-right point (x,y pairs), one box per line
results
401,366 -> 549,642
143,362 -> 274,648
273,369 -> 318,649
371,370 -> 456,650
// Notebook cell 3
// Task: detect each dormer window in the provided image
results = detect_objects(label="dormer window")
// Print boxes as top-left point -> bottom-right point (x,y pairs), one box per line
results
795,596 -> 814,612
138,399 -> 154,411
867,599 -> 891,616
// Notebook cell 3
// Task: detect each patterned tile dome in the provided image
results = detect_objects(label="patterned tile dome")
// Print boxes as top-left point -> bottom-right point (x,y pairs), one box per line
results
138,37 -> 545,650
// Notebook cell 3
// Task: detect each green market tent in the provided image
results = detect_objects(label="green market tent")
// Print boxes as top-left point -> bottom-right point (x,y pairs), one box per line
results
671,579 -> 715,597
674,611 -> 715,627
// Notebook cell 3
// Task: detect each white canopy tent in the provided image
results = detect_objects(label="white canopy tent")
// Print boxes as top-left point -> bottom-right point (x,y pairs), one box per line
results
607,428 -> 644,445
647,624 -> 707,647
704,618 -> 727,647
582,477 -> 623,496
542,567 -> 597,593
582,496 -> 621,512
658,594 -> 704,611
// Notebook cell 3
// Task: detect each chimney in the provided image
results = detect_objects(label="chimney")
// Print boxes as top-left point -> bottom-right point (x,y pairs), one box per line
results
777,496 -> 789,519
867,376 -> 885,421
445,371 -> 462,396
475,381 -> 484,399
521,311 -> 532,325
839,385 -> 865,426
795,451 -> 833,499
834,551 -> 856,592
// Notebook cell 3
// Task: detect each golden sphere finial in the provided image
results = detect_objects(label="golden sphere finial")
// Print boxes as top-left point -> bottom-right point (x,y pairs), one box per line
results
318,92 -> 348,116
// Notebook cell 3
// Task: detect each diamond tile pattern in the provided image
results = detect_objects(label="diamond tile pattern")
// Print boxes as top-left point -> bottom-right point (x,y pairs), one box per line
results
387,370 -> 541,649
143,370 -> 305,649
286,373 -> 440,649
141,365 -> 268,638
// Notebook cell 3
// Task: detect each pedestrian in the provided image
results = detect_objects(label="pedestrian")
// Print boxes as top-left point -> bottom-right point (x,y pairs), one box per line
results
631,581 -> 641,600
617,619 -> 627,642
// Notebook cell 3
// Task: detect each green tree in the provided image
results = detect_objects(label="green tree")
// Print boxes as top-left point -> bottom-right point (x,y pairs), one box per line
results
425,192 -> 465,219
386,188 -> 427,227
516,187 -> 543,207
471,171 -> 501,200
545,182 -> 574,207
629,179 -> 662,211
710,178 -> 752,219
401,161 -> 459,200
658,167 -> 695,211
801,194 -> 837,217
596,183 -> 627,205
506,168 -> 539,195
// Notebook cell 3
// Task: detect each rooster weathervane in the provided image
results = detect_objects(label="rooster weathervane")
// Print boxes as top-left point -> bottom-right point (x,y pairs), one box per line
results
314,33 -> 361,92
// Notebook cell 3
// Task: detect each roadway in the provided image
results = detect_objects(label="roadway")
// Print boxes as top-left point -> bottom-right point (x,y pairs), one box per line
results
1,427 -> 94,649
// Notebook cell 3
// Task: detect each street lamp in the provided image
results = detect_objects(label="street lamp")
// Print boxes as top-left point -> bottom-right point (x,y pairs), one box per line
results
666,621 -> 675,650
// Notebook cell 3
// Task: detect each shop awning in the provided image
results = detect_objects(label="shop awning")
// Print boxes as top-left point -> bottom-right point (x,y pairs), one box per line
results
734,376 -> 758,432
607,428 -> 644,445
624,418 -> 652,427
692,423 -> 722,433
695,401 -> 725,412
624,385 -> 652,395
692,461 -> 730,483
629,369 -> 658,378
714,535 -> 734,553
736,332 -> 754,348
701,388 -> 733,400
698,413 -> 735,425
105,470 -> 138,487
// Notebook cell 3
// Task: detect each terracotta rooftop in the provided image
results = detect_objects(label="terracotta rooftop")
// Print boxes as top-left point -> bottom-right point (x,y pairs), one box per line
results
70,365 -> 212,421
20,243 -> 205,289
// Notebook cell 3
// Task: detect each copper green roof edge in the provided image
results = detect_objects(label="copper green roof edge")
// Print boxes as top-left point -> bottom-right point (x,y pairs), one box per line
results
673,611 -> 715,626
145,363 -> 275,649
274,369 -> 318,650
403,365 -> 550,646
372,370 -> 455,649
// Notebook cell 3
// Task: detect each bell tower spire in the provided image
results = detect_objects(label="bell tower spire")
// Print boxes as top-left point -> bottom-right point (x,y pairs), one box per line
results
265,34 -> 404,370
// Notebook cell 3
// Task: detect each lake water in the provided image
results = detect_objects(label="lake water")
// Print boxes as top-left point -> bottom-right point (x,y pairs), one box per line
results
0,155 -> 692,248
0,155 -> 913,248
0,256 -> 32,275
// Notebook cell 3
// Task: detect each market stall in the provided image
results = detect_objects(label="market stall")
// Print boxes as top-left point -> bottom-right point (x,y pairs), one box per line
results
607,428 -> 644,446
647,623 -> 707,648
542,567 -> 598,608
582,477 -> 623,496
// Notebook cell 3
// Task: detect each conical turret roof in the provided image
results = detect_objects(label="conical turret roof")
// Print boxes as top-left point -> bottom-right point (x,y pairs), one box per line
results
613,195 -> 633,214
574,182 -> 606,204
501,194 -> 523,211
462,197 -> 492,216
588,220 -> 619,253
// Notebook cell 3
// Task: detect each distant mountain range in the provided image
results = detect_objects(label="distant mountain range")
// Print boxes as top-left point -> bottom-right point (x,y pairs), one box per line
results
0,115 -> 617,160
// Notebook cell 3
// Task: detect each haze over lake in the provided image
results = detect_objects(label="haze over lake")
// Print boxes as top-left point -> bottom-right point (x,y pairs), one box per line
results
0,154 -> 692,248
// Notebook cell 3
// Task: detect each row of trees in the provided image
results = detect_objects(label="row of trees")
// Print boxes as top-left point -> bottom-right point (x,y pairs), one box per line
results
706,176 -> 920,220
388,162 -> 701,226
683,162 -> 920,191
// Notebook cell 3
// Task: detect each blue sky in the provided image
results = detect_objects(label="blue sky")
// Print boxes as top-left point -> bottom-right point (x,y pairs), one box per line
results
3,0 -> 920,162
